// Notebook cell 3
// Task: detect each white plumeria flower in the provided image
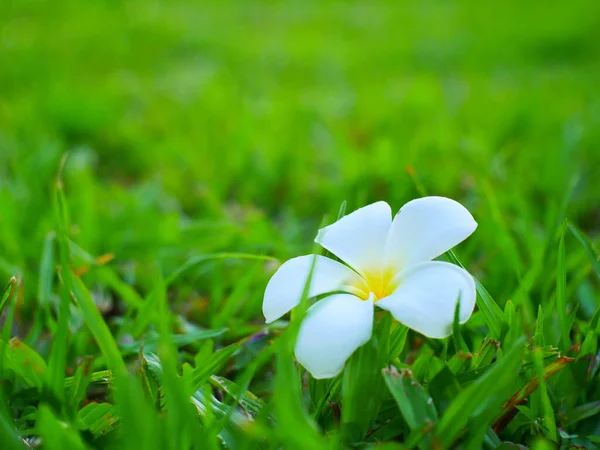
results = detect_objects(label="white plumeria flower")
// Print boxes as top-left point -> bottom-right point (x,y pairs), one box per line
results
263,197 -> 478,379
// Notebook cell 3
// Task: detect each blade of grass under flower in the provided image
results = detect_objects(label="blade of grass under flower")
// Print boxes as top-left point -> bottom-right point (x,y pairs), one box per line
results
342,336 -> 387,443
383,367 -> 438,449
273,334 -> 328,449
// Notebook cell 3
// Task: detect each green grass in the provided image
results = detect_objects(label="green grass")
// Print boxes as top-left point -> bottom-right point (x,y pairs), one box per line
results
1,0 -> 600,448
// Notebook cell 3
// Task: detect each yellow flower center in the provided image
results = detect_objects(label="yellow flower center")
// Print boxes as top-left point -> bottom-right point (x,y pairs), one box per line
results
347,266 -> 399,301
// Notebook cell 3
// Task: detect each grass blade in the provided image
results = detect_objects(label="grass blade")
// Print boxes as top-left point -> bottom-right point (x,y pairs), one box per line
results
493,355 -> 573,434
435,336 -> 525,447
45,165 -> 73,405
556,220 -> 570,351
446,250 -> 503,338
71,274 -> 127,377
342,337 -> 386,443
384,367 -> 438,448
0,391 -> 23,450
77,402 -> 118,437
569,222 -> 600,281
3,338 -> 47,389
165,253 -> 278,287
0,277 -> 17,318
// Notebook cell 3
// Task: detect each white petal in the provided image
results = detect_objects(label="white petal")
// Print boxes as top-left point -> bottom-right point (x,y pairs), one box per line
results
315,201 -> 392,275
295,293 -> 374,379
384,196 -> 477,268
263,255 -> 359,323
377,262 -> 476,338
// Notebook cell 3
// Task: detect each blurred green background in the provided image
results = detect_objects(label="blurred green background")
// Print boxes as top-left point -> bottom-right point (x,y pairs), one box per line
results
1,0 -> 600,326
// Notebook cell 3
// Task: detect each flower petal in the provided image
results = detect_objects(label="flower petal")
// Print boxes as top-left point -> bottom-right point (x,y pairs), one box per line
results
295,293 -> 374,379
315,201 -> 392,274
377,261 -> 476,338
384,196 -> 477,268
263,255 -> 359,323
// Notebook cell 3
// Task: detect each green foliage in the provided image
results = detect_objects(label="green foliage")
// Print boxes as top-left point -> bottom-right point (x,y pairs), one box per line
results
383,368 -> 438,448
342,337 -> 386,443
1,0 -> 600,448
2,338 -> 47,389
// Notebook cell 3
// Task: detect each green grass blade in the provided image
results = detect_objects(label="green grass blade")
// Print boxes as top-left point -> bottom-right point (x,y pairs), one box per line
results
532,348 -> 557,441
342,337 -> 386,443
70,274 -> 127,377
27,232 -> 57,344
556,220 -> 570,351
446,250 -> 503,338
190,343 -> 242,394
67,357 -> 94,418
0,278 -> 18,382
95,266 -> 144,309
568,222 -> 600,281
272,335 -> 328,449
45,167 -> 73,405
210,376 -> 267,418
3,338 -> 47,389
120,328 -> 227,355
0,277 -> 16,318
384,367 -> 438,447
64,369 -> 112,388
38,232 -> 56,313
37,404 -> 87,450
493,355 -> 572,434
0,390 -> 24,450
77,402 -> 118,438
154,274 -> 199,449
165,253 -> 278,287
388,323 -> 409,361
435,336 -> 525,447
580,305 -> 600,356
534,305 -> 545,349
114,373 -> 162,450
562,401 -> 600,427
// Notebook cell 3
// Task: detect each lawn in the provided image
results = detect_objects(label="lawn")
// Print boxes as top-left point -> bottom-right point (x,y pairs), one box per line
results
1,0 -> 600,448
